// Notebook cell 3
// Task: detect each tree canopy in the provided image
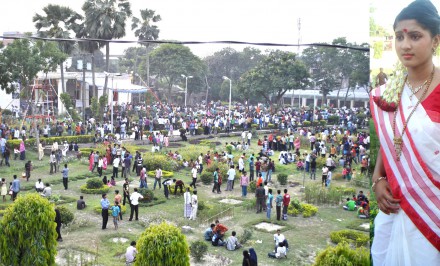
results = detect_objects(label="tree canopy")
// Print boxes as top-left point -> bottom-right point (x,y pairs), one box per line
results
238,50 -> 309,105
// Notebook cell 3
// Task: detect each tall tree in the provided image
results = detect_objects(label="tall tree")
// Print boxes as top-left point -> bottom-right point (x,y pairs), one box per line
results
82,0 -> 132,96
132,8 -> 161,87
204,47 -> 264,101
33,4 -> 83,93
238,50 -> 309,107
149,43 -> 206,103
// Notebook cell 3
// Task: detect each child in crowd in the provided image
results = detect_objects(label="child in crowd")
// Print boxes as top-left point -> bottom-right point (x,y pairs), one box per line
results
111,201 -> 121,230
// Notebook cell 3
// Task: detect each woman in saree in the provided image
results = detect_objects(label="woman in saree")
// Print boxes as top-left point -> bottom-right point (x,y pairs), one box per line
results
371,1 -> 440,264
88,151 -> 94,171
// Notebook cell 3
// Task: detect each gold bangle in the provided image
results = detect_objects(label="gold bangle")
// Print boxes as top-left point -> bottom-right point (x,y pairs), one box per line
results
372,176 -> 387,192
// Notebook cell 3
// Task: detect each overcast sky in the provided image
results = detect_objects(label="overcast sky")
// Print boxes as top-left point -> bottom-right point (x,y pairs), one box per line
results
0,0 -> 368,57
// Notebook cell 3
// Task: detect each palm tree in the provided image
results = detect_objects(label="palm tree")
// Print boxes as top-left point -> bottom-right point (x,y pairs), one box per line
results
132,9 -> 161,87
82,0 -> 132,96
33,4 -> 83,93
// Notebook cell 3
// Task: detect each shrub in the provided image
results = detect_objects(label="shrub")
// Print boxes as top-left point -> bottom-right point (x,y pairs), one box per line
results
143,154 -> 177,171
80,185 -> 110,194
86,178 -> 104,189
330,230 -> 369,247
314,242 -> 370,266
226,144 -> 233,154
190,240 -> 208,262
93,204 -> 127,215
238,229 -> 253,244
287,199 -> 318,218
57,205 -> 74,226
135,222 -> 190,266
200,171 -> 213,185
248,180 -> 257,193
147,170 -> 174,178
138,188 -> 154,202
319,120 -> 327,126
327,115 -> 340,125
332,173 -> 344,180
303,121 -> 311,127
301,203 -> 318,218
179,145 -> 209,163
0,194 -> 57,265
251,124 -> 258,129
198,200 -> 207,211
268,123 -> 275,128
277,173 -> 288,185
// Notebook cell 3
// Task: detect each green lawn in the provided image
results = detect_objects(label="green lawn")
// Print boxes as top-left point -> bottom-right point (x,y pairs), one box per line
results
0,134 -> 369,265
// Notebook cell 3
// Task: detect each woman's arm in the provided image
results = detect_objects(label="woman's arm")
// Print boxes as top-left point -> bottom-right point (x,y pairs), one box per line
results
372,148 -> 401,214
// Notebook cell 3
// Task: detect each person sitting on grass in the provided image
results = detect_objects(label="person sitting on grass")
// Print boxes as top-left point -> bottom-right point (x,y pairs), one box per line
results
296,160 -> 304,170
226,231 -> 242,251
212,230 -> 225,247
204,223 -> 215,241
40,183 -> 52,198
77,196 -> 86,210
268,242 -> 287,259
343,197 -> 357,211
213,219 -> 228,240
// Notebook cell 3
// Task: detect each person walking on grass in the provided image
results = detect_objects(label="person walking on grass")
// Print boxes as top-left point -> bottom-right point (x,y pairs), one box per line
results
11,175 -> 19,201
154,167 -> 162,190
115,190 -> 123,220
189,164 -> 197,189
61,164 -> 69,190
226,165 -> 236,191
129,188 -> 143,221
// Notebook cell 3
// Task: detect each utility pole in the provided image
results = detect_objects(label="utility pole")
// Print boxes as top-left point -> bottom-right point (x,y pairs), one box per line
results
82,54 -> 87,122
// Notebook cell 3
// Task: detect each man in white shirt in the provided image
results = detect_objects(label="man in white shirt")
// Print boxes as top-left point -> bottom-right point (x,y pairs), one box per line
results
225,165 -> 236,191
41,183 -> 52,198
129,188 -> 144,221
247,131 -> 253,146
190,165 -> 198,189
35,179 -> 44,192
125,241 -> 137,264
273,229 -> 286,251
238,156 -> 245,173
112,156 -> 120,179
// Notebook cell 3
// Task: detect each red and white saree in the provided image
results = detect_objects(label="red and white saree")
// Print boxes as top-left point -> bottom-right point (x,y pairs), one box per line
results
371,84 -> 440,265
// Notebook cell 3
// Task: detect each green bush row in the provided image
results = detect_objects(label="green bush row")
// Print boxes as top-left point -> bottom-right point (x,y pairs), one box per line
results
7,135 -> 95,148
147,170 -> 174,178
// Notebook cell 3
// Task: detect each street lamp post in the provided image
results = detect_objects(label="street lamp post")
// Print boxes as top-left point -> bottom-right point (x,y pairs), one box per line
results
222,76 -> 232,119
181,74 -> 193,107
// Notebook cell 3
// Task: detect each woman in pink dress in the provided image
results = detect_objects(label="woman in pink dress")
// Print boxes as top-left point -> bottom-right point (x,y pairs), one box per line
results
88,151 -> 94,171
164,135 -> 169,148
102,156 -> 108,170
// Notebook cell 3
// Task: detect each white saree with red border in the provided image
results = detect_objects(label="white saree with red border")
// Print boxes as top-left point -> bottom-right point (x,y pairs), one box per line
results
371,84 -> 440,265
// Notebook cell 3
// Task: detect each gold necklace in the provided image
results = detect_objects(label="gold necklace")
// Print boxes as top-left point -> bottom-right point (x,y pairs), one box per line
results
393,66 -> 435,161
406,79 -> 428,99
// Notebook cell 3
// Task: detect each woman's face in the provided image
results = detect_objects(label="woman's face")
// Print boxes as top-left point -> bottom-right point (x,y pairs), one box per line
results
395,19 -> 439,68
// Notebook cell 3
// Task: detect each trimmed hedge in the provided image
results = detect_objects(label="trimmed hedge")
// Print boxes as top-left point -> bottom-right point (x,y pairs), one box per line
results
330,229 -> 369,247
57,205 -> 74,226
314,242 -> 370,266
7,135 -> 95,148
80,184 -> 110,194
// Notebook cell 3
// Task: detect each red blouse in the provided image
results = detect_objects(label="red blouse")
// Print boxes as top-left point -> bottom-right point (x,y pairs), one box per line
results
422,83 -> 440,123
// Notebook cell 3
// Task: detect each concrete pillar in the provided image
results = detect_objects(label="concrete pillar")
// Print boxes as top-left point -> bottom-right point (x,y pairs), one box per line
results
350,100 -> 354,109
302,97 -> 307,107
